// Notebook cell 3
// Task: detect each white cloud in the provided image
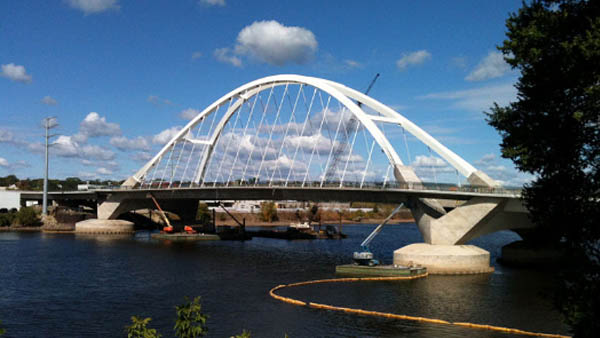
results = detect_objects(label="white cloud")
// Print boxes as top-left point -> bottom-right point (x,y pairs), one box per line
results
285,133 -> 339,154
466,51 -> 511,81
418,83 -> 517,112
199,0 -> 225,6
214,48 -> 242,67
153,126 -> 182,145
77,112 -> 121,141
475,153 -> 496,166
28,135 -> 115,161
110,136 -> 150,151
66,0 -> 119,14
96,167 -> 113,175
344,60 -> 362,68
396,50 -> 431,71
233,20 -> 318,66
191,51 -> 203,59
0,129 -> 14,143
41,96 -> 58,106
133,152 -> 152,162
412,155 -> 447,168
0,158 -> 28,170
180,108 -> 200,120
451,56 -> 468,69
410,155 -> 454,181
1,63 -> 32,83
80,145 -> 115,160
147,95 -> 173,106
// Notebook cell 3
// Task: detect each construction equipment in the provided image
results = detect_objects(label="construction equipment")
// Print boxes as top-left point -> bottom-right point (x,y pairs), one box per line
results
352,203 -> 404,266
149,193 -> 174,233
357,73 -> 380,108
184,225 -> 197,234
324,73 -> 380,181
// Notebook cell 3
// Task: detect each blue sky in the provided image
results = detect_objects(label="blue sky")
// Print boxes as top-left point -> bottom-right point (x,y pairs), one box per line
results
0,0 -> 533,186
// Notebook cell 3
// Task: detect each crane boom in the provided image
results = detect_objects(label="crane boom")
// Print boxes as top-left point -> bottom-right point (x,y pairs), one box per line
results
360,203 -> 404,249
357,73 -> 380,108
324,73 -> 381,181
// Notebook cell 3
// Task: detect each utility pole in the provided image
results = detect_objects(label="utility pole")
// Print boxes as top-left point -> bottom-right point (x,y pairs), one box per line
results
42,117 -> 58,216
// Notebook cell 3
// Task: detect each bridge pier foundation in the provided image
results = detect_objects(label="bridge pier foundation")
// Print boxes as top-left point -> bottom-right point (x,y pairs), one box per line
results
393,243 -> 493,274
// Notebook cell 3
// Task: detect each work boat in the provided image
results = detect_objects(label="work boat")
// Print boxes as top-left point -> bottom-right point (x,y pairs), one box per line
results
288,222 -> 311,230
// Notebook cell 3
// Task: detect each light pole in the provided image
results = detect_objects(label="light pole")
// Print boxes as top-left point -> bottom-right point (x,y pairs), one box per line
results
42,117 -> 58,216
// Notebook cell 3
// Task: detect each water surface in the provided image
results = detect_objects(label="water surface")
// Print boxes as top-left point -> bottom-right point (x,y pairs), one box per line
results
0,224 -> 568,337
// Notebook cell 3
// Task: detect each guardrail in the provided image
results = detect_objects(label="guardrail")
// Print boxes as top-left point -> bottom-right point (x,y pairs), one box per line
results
113,181 -> 522,196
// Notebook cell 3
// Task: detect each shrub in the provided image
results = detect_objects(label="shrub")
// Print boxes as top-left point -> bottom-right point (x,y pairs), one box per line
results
126,316 -> 161,338
174,296 -> 207,338
259,202 -> 278,222
0,213 -> 15,227
14,207 -> 40,227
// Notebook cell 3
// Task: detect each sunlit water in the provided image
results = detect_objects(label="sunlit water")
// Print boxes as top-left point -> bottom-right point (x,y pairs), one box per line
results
0,224 -> 569,337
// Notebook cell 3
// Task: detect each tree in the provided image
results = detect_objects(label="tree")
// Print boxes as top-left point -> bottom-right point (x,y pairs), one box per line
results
487,1 -> 600,336
196,203 -> 212,226
259,201 -> 278,222
174,296 -> 208,338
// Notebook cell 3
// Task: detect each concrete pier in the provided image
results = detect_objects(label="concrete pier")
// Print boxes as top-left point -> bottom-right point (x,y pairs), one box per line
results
75,219 -> 135,234
394,243 -> 494,274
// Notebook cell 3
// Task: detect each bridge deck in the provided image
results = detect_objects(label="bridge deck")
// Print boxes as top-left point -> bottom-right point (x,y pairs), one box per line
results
23,186 -> 520,204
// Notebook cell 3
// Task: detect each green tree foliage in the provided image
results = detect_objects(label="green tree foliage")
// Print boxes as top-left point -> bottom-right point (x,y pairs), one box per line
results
14,207 -> 40,226
0,213 -> 15,227
231,330 -> 252,338
259,201 -> 278,222
196,203 -> 212,225
126,316 -> 161,338
174,296 -> 208,338
0,175 -> 18,187
487,1 -> 600,336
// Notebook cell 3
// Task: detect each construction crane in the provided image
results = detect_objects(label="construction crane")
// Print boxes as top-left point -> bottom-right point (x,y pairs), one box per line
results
357,73 -> 380,108
324,73 -> 380,182
352,203 -> 404,266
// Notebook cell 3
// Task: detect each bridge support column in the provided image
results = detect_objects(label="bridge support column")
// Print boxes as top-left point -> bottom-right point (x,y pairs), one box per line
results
97,195 -> 149,220
398,196 -> 509,274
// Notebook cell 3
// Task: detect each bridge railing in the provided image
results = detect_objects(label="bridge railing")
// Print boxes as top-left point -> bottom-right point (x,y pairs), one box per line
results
117,180 -> 521,196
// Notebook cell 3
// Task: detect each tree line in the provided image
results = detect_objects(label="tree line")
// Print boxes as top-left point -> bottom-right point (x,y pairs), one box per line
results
0,175 -> 122,191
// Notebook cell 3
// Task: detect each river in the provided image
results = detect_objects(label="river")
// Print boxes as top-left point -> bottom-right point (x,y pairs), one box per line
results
0,224 -> 569,337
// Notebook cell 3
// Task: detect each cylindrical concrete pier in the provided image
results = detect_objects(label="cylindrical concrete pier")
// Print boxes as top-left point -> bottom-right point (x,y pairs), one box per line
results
394,243 -> 494,274
75,219 -> 135,235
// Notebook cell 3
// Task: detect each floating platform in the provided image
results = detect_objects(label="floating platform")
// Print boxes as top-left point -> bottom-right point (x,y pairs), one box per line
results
335,264 -> 427,277
151,233 -> 220,241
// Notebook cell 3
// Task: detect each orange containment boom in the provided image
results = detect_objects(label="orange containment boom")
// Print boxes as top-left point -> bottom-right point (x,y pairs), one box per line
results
184,226 -> 196,234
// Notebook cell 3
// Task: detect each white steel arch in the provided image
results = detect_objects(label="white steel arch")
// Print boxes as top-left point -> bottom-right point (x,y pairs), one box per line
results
124,74 -> 497,188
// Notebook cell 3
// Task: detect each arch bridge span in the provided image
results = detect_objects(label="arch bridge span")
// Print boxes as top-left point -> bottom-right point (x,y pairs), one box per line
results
107,74 -> 531,246
123,74 -> 497,190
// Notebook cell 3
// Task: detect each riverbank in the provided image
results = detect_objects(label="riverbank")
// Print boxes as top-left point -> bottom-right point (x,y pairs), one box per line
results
214,217 -> 415,227
0,217 -> 415,232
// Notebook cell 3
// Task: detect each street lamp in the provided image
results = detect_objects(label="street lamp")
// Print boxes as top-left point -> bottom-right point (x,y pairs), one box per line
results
42,116 -> 58,216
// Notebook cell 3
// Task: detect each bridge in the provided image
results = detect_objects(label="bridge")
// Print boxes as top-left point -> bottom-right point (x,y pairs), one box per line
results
41,74 -> 533,273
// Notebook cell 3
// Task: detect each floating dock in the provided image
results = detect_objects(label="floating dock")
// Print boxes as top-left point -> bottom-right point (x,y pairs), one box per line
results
151,233 -> 220,241
335,264 -> 427,277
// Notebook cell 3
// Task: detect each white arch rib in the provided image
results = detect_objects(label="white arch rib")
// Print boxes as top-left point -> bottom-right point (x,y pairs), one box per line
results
125,74 -> 494,188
